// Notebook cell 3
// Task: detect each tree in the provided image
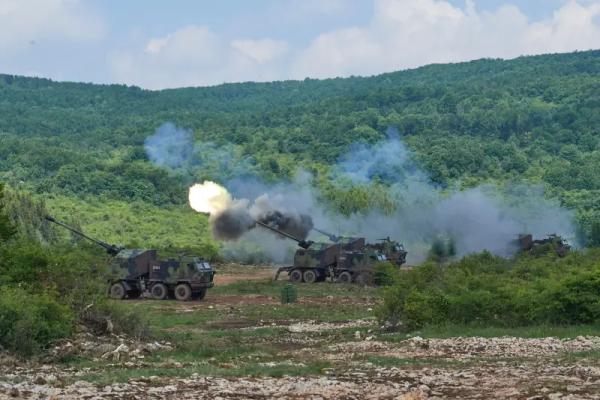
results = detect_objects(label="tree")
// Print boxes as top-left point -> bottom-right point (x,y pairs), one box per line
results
0,184 -> 16,243
589,221 -> 600,248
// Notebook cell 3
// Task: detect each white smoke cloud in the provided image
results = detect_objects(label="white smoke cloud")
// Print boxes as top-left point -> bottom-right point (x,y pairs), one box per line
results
319,134 -> 577,263
144,122 -> 194,169
219,135 -> 576,264
144,122 -> 577,264
143,123 -> 258,180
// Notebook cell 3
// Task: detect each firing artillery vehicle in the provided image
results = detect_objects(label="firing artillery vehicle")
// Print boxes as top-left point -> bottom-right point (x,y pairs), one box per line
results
517,233 -> 571,257
45,216 -> 214,301
256,221 -> 406,284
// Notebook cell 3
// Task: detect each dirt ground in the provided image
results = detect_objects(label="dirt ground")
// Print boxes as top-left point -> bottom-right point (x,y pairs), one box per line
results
212,264 -> 275,286
2,268 -> 600,399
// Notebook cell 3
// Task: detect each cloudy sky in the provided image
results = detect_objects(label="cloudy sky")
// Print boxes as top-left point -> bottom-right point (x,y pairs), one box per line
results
1,0 -> 599,89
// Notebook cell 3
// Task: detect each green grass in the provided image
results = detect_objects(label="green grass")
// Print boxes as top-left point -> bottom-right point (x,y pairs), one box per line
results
146,309 -> 217,330
361,355 -> 470,368
77,361 -> 332,385
45,195 -> 219,257
211,278 -> 381,298
232,303 -> 374,322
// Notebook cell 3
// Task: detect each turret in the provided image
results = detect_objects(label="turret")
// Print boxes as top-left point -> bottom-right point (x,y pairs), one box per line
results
45,216 -> 123,255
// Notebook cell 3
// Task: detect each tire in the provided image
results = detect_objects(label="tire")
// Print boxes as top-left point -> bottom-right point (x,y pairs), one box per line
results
192,289 -> 207,301
151,283 -> 168,300
174,284 -> 192,301
109,282 -> 126,300
289,269 -> 303,283
303,269 -> 317,284
337,271 -> 353,284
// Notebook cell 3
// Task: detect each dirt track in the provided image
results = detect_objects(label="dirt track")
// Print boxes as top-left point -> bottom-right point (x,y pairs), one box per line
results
212,264 -> 275,286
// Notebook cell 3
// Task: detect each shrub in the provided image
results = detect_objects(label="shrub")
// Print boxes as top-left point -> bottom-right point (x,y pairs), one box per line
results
82,300 -> 150,339
378,249 -> 600,330
0,286 -> 73,355
373,261 -> 399,286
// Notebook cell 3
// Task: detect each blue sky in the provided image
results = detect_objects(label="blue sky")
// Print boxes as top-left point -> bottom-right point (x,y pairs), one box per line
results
0,0 -> 598,89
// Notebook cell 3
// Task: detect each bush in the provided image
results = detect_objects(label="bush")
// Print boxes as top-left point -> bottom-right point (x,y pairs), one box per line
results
0,239 -> 149,354
0,286 -> 73,355
373,261 -> 399,286
378,249 -> 600,330
81,300 -> 150,339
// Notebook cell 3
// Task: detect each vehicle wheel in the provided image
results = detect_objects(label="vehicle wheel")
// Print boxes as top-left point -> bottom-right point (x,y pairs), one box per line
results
192,289 -> 207,301
303,269 -> 317,284
355,272 -> 373,286
174,284 -> 192,301
337,271 -> 352,284
109,282 -> 126,299
289,269 -> 303,283
151,283 -> 168,300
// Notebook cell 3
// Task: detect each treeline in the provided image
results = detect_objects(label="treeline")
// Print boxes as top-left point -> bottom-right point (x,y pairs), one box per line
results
0,50 -> 599,243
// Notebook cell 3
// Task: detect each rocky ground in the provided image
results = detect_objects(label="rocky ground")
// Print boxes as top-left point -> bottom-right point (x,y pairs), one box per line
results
2,333 -> 600,399
2,267 -> 600,399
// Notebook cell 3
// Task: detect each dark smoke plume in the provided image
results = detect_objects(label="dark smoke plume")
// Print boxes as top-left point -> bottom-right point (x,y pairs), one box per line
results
210,201 -> 314,241
211,201 -> 254,240
256,210 -> 314,240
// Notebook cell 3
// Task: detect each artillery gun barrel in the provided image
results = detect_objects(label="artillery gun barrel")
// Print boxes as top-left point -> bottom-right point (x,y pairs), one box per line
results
312,227 -> 340,242
44,216 -> 122,255
254,220 -> 314,249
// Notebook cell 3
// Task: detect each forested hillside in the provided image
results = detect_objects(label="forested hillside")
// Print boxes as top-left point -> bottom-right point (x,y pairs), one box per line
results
1,50 -> 599,249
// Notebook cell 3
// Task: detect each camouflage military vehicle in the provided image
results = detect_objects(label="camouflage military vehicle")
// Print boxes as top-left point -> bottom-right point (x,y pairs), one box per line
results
314,228 -> 407,267
517,233 -> 571,257
45,216 -> 214,301
257,221 -> 407,284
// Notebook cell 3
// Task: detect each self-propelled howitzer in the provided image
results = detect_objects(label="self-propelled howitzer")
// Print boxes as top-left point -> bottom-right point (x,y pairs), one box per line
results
256,220 -> 401,285
45,216 -> 214,301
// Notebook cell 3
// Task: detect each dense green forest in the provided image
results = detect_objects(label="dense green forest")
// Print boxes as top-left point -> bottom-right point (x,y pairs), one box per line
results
1,50 -> 600,355
1,50 -> 599,247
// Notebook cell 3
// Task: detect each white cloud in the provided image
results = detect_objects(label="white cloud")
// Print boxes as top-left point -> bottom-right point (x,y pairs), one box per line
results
108,0 -> 600,88
292,0 -> 600,79
230,39 -> 288,64
109,26 -> 290,89
0,0 -> 105,52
